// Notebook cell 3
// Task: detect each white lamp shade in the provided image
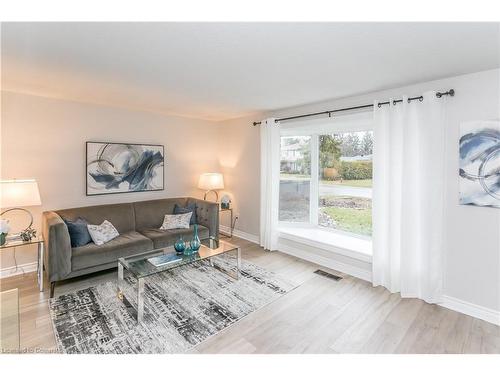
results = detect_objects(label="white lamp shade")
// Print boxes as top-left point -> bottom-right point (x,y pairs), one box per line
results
1,180 -> 42,208
198,173 -> 224,190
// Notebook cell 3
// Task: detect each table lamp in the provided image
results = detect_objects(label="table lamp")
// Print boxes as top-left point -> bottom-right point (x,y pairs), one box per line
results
1,179 -> 42,241
198,173 -> 224,202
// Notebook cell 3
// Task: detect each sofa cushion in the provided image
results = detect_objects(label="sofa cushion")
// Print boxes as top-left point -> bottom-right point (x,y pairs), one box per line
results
133,198 -> 188,230
71,231 -> 153,271
139,224 -> 209,249
57,203 -> 136,234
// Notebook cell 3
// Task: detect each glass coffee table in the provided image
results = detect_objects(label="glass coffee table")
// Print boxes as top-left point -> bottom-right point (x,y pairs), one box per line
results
117,238 -> 241,322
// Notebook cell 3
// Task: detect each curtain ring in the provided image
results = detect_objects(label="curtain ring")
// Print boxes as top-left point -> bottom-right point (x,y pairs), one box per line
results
392,100 -> 397,106
377,103 -> 381,108
407,98 -> 411,103
419,97 -> 423,102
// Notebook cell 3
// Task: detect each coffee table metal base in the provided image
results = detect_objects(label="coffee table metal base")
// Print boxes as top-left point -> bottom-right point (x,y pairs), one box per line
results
117,247 -> 241,323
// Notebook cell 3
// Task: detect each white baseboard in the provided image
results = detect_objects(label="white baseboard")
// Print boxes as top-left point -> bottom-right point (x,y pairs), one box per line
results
0,261 -> 38,279
278,242 -> 372,282
440,295 -> 500,326
220,225 -> 259,244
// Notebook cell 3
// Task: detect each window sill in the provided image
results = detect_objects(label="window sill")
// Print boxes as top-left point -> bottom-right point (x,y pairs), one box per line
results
278,226 -> 372,263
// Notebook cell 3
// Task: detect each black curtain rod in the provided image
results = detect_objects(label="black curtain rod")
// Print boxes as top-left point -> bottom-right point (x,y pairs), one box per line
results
252,89 -> 455,126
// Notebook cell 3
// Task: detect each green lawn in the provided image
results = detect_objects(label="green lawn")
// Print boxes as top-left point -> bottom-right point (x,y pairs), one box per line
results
322,206 -> 372,236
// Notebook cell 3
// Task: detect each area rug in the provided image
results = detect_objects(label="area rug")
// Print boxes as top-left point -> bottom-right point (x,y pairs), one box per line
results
49,256 -> 296,354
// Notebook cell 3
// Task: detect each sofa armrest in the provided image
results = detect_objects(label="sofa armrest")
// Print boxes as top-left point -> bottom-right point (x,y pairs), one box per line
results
42,211 -> 72,282
189,198 -> 219,239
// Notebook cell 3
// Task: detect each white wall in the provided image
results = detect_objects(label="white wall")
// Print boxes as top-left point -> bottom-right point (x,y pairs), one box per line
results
1,91 -> 220,273
217,115 -> 261,236
218,68 -> 500,312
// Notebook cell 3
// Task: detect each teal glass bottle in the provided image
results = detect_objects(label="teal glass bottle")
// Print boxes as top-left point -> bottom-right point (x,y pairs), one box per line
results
174,236 -> 186,254
190,224 -> 201,252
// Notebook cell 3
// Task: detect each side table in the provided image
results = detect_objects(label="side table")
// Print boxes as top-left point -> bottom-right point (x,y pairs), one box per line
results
0,235 -> 44,291
220,207 -> 236,238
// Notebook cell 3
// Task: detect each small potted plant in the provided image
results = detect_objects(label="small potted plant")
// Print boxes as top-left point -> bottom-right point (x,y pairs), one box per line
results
0,219 -> 11,246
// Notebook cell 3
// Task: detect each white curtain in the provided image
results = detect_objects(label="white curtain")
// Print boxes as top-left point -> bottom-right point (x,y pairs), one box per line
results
372,91 -> 447,303
260,118 -> 280,251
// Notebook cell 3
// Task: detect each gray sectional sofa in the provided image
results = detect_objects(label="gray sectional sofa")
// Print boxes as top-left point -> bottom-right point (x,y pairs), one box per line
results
42,197 -> 219,297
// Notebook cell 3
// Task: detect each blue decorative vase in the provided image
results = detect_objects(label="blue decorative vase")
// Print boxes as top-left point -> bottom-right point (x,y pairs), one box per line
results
190,224 -> 201,252
174,236 -> 186,254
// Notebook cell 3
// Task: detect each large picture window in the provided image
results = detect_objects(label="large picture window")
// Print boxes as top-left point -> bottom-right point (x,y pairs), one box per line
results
318,131 -> 372,236
278,115 -> 373,240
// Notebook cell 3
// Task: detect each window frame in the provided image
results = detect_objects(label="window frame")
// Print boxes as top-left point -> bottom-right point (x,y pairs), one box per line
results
279,112 -> 374,241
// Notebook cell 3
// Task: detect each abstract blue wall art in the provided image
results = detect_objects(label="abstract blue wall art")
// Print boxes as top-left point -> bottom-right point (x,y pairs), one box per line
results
459,121 -> 500,208
86,142 -> 164,196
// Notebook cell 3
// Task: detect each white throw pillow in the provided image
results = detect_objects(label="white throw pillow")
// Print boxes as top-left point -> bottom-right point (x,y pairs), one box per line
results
87,220 -> 119,246
160,212 -> 192,230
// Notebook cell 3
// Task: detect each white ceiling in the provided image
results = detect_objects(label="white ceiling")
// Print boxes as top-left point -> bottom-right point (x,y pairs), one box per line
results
2,22 -> 499,121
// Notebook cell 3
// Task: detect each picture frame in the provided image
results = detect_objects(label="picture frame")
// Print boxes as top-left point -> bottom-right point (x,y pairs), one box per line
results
459,121 -> 500,208
86,141 -> 165,196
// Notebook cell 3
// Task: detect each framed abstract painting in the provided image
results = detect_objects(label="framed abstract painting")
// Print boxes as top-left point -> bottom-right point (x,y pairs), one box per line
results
459,121 -> 500,208
86,142 -> 164,196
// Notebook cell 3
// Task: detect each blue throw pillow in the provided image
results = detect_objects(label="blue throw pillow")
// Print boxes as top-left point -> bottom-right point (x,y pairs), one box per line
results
63,217 -> 92,248
173,203 -> 197,225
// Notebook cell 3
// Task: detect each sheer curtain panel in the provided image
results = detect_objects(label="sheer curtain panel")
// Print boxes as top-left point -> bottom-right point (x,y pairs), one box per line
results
260,118 -> 280,250
372,92 -> 447,303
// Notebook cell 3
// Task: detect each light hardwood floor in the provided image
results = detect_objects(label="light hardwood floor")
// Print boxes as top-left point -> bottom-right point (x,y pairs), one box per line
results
1,236 -> 499,354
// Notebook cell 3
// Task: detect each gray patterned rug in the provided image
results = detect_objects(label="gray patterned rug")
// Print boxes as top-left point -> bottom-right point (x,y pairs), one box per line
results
49,256 -> 295,354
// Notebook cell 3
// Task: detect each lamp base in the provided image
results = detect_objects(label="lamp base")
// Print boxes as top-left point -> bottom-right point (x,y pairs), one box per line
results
6,233 -> 22,241
203,190 -> 219,202
1,207 -> 37,241
6,228 -> 37,242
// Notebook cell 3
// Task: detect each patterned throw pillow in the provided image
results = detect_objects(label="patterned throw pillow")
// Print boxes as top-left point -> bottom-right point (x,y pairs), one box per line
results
87,220 -> 119,246
160,212 -> 193,230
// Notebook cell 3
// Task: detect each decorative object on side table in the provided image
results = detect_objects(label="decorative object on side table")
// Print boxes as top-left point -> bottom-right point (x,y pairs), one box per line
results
0,219 -> 10,245
174,236 -> 186,254
20,227 -> 37,242
0,219 -> 10,246
220,194 -> 231,209
198,173 -> 224,201
0,179 -> 42,241
190,224 -> 201,252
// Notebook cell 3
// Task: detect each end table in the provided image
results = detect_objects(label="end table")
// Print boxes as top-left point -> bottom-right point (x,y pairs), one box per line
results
0,235 -> 44,291
220,207 -> 236,238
